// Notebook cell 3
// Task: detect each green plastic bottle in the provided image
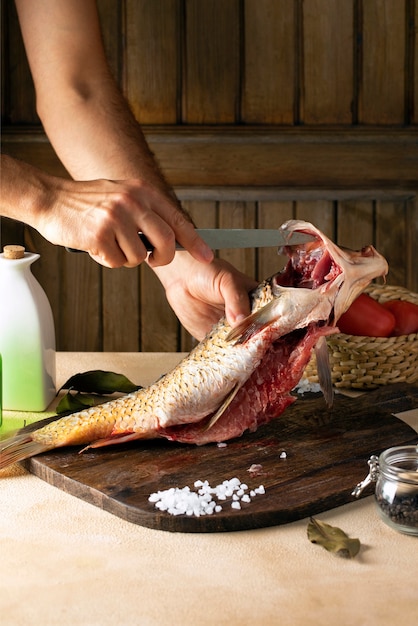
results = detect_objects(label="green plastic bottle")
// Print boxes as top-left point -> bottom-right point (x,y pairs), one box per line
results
0,353 -> 2,426
0,245 -> 56,411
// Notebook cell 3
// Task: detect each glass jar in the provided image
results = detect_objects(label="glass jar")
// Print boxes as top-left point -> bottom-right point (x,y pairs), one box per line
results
353,445 -> 418,536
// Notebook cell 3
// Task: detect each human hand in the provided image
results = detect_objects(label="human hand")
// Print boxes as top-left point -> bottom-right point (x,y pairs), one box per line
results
154,254 -> 258,340
1,156 -> 213,268
37,175 -> 214,269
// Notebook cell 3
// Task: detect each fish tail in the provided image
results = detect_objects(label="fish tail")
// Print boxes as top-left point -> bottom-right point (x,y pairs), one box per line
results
0,394 -> 145,470
0,432 -> 52,469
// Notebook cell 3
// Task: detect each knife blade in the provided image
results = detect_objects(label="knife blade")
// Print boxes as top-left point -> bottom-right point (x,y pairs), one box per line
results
170,229 -> 314,250
66,229 -> 314,254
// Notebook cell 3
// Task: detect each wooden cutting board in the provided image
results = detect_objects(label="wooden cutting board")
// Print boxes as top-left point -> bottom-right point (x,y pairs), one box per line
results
22,383 -> 417,533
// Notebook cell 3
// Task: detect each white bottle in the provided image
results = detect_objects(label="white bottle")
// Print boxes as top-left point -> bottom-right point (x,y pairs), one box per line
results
0,245 -> 56,411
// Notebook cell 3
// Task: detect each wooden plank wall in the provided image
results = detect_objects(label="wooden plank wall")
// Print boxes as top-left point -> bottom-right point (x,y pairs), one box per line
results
1,0 -> 417,353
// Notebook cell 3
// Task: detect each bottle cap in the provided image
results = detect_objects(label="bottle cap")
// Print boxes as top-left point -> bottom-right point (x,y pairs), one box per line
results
3,245 -> 25,259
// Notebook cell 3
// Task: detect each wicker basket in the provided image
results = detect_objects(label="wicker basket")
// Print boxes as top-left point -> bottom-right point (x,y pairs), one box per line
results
304,284 -> 418,389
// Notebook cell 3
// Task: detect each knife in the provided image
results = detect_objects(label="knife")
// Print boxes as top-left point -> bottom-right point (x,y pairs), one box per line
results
66,229 -> 314,253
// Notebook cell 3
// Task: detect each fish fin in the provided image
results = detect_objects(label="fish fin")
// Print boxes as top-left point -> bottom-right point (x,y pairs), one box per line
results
0,433 -> 51,469
204,383 -> 241,431
79,431 -> 147,453
314,335 -> 334,408
226,301 -> 279,344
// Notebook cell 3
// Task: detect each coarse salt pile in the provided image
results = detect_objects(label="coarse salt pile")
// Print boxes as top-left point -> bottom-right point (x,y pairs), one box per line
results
149,477 -> 266,517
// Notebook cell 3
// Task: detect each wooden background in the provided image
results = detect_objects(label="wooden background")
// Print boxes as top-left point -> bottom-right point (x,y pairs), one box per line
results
1,0 -> 417,353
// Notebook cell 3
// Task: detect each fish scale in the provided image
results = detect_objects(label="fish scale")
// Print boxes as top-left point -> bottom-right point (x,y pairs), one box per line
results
0,220 -> 388,469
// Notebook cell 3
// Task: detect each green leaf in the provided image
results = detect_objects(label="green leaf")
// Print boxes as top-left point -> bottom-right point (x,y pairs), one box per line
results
307,517 -> 360,558
58,370 -> 141,395
56,391 -> 110,415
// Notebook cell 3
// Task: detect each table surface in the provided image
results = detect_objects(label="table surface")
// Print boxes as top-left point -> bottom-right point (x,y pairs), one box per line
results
1,352 -> 417,626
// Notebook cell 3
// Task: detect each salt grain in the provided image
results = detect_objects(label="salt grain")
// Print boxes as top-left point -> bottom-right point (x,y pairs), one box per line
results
293,378 -> 321,395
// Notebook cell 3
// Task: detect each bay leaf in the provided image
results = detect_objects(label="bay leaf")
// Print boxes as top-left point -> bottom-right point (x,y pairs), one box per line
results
307,517 -> 360,558
58,370 -> 141,395
56,391 -> 110,415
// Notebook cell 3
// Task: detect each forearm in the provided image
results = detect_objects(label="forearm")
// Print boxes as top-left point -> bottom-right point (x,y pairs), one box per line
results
15,0 -> 176,203
0,155 -> 51,226
38,75 -> 170,190
37,70 -> 182,225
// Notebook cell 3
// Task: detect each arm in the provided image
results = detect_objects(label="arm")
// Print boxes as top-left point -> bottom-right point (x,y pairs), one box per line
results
12,0 -> 254,337
13,0 -> 212,268
15,0 -> 162,184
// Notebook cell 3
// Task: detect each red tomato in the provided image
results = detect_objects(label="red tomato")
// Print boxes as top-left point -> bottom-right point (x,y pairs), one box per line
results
337,293 -> 396,337
382,300 -> 418,336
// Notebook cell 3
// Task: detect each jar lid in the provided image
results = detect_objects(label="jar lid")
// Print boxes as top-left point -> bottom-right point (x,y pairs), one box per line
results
3,245 -> 25,259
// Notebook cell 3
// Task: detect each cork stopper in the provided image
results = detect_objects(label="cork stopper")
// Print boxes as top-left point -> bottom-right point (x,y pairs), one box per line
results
3,245 -> 25,259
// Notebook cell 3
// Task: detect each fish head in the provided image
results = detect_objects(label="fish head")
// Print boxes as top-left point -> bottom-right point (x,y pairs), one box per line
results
277,220 -> 389,325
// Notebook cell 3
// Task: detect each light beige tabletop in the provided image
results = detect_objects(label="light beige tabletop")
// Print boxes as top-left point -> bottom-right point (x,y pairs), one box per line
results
1,353 -> 417,626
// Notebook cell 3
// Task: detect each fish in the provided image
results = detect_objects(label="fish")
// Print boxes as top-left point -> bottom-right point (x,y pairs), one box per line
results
0,220 -> 388,469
